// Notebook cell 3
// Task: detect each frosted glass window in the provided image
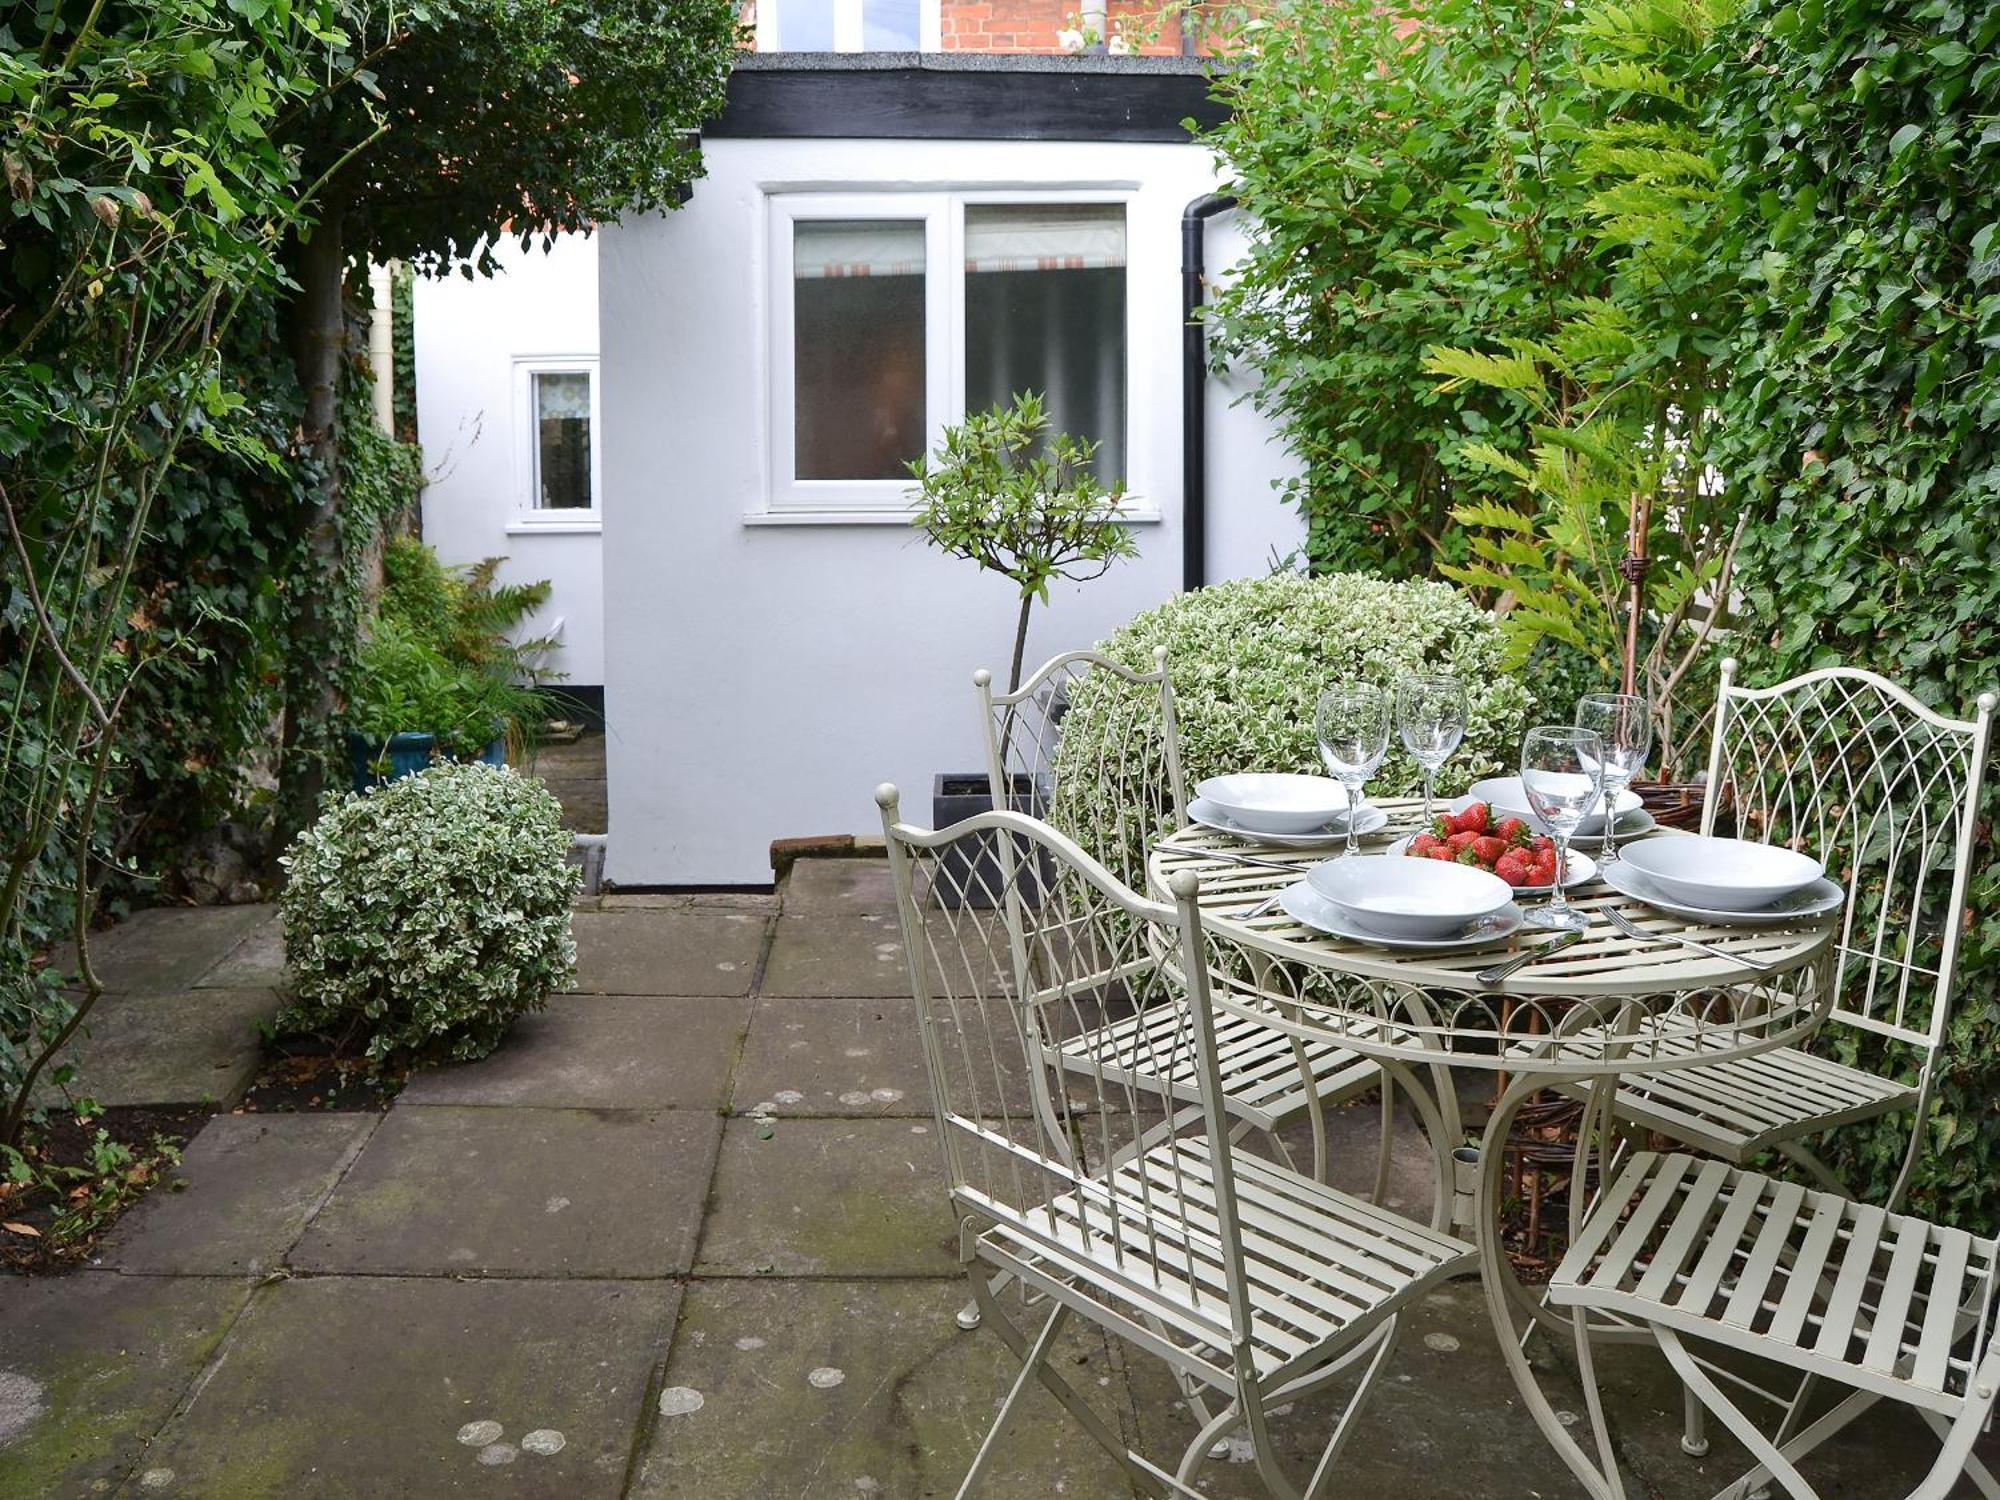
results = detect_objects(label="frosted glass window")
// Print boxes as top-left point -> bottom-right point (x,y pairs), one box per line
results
964,203 -> 1127,482
773,0 -> 836,48
793,219 -> 927,481
863,0 -> 921,47
533,371 -> 592,510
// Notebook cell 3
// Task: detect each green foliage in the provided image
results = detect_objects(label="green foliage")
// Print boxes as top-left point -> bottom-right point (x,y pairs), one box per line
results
1706,0 -> 2000,1230
910,392 -> 1139,690
1428,0 -> 1745,777
1205,0 -> 1607,575
0,0 -> 341,1149
1052,573 -> 1532,888
352,536 -> 557,759
302,0 -> 737,274
279,762 -> 578,1063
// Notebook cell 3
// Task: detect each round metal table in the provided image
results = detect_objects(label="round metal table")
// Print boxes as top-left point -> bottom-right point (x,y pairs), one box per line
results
1148,798 -> 1841,1498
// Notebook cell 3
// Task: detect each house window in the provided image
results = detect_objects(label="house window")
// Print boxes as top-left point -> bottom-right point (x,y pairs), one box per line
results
516,359 -> 600,519
766,194 -> 1129,514
760,0 -> 933,51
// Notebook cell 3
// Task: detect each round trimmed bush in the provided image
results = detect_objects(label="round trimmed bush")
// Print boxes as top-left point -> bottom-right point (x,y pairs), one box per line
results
1054,572 -> 1533,877
280,762 -> 579,1062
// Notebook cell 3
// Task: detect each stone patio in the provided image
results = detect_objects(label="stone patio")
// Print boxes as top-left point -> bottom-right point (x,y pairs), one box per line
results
0,861 -> 1983,1497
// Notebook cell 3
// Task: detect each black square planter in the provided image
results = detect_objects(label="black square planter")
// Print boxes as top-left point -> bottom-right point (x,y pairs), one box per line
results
932,772 -> 1050,909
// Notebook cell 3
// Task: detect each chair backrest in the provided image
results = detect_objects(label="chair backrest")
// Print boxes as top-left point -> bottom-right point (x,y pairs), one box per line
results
977,647 -> 1187,897
876,785 -> 1255,1360
1700,660 -> 1996,1060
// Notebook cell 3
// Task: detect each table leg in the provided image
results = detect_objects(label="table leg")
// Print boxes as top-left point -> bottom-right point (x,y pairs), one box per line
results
1477,1067 -> 1628,1500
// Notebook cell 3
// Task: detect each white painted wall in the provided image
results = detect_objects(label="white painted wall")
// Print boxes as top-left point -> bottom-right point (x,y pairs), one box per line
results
412,234 -> 605,686
601,136 -> 1303,884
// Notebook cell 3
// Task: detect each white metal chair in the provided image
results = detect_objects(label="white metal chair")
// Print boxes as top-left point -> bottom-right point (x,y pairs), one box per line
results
977,648 -> 1389,1186
1570,662 -> 1995,1201
1550,1149 -> 2000,1499
878,784 -> 1476,1499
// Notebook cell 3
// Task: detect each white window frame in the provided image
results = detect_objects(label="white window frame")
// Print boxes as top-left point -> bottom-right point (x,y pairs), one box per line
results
513,356 -> 601,526
756,0 -> 940,52
761,188 -> 1136,519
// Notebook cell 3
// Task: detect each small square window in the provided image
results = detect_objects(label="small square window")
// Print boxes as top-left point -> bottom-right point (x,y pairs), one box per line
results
532,370 -> 593,510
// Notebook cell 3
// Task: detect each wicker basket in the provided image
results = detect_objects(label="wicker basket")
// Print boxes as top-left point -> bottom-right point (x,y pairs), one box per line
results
1635,779 -> 1733,835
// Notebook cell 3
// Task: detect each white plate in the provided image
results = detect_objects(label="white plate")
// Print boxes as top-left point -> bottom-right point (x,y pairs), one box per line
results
1617,834 -> 1824,911
1601,859 -> 1844,927
1461,780 -> 1647,839
1305,854 -> 1511,940
1195,773 -> 1354,835
1385,836 -> 1597,894
1277,881 -> 1523,952
1188,796 -> 1390,847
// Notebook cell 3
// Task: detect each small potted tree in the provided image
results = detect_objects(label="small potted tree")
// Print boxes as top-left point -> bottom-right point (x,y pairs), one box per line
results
909,391 -> 1138,836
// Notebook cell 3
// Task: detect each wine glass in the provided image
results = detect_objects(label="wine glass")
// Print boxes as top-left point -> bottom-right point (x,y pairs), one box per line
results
1315,683 -> 1391,857
1397,675 -> 1468,828
1519,726 -> 1605,931
1576,692 -> 1652,865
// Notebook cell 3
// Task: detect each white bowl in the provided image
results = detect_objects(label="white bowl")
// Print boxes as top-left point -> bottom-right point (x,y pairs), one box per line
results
1195,773 -> 1356,835
1617,835 -> 1824,912
1307,855 -> 1513,940
1468,776 -> 1640,835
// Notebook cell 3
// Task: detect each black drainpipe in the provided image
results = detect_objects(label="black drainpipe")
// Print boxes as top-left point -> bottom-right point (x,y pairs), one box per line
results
1181,193 -> 1235,593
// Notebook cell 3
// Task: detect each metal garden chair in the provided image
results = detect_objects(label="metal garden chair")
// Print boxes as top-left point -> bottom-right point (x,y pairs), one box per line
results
977,649 -> 1390,1187
1566,662 -> 1993,1197
1560,663 -> 1996,1464
878,784 -> 1476,1499
1550,1150 -> 2000,1500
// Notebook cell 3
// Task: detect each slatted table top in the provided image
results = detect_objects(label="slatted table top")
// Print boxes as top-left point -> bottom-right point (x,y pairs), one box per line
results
1149,796 -> 1838,1003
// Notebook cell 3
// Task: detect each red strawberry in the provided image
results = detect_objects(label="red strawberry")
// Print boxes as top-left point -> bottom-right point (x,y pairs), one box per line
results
1493,849 -> 1531,887
1410,832 -> 1440,856
1529,835 -> 1555,859
1457,802 -> 1491,835
1529,853 -> 1559,887
1426,846 -> 1456,861
1471,836 -> 1507,866
1447,830 -> 1480,852
1456,846 -> 1484,865
1495,816 -> 1530,847
1432,814 -> 1456,838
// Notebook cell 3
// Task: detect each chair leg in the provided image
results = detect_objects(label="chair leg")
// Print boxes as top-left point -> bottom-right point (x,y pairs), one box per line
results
1299,1318 -> 1403,1500
1682,1379 -> 1710,1456
1657,1328 -> 1824,1500
1916,1409 -> 2000,1500
969,1272 -> 1163,1496
957,1301 -> 1068,1498
1570,1296 -> 1632,1500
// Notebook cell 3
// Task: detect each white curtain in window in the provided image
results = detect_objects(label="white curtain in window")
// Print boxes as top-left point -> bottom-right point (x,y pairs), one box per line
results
534,371 -> 591,420
793,220 -> 925,280
963,204 -> 1126,274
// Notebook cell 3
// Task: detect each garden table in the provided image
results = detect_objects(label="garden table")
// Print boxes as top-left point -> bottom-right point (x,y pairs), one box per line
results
1148,797 -> 1841,1499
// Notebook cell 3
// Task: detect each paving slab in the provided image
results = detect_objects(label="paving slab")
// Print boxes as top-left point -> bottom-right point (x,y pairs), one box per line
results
760,912 -> 1012,1000
629,1278 -> 1141,1500
696,1116 -> 958,1277
135,1275 -> 675,1497
0,1272 -> 249,1498
47,903 -> 275,991
731,997 -> 933,1117
190,909 -> 287,990
38,987 -> 277,1108
778,858 -> 899,917
570,909 -> 766,996
291,1105 -> 718,1277
400,995 -> 750,1111
98,1113 -> 377,1277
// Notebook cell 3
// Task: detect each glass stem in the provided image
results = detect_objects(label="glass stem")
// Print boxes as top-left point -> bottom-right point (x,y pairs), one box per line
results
1343,781 -> 1362,858
1600,779 -> 1622,864
1420,768 -> 1436,828
1549,834 -> 1572,920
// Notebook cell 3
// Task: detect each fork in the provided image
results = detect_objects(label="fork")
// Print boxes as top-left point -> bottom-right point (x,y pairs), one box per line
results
1604,905 -> 1773,972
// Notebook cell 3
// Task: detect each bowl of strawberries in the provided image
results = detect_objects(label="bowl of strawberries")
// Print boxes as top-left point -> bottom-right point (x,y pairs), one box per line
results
1392,801 -> 1595,891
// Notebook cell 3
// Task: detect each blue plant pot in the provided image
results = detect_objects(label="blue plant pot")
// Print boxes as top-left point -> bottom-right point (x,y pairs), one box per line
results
346,731 -> 505,792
